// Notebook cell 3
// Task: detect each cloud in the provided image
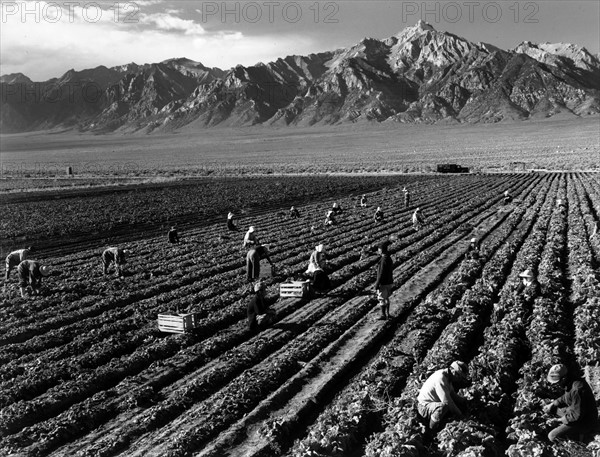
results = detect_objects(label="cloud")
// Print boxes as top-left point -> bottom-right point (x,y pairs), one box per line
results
138,12 -> 205,34
0,1 -> 318,80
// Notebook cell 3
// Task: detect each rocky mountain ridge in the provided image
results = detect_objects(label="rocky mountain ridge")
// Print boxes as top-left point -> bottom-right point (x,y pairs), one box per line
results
2,21 -> 599,133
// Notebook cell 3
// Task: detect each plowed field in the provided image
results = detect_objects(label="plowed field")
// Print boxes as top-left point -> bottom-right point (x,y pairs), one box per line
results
1,173 -> 599,457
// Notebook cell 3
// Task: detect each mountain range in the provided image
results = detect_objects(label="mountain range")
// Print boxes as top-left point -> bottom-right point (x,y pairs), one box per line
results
2,21 -> 599,133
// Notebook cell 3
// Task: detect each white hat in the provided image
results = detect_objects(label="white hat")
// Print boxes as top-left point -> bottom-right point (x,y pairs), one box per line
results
547,364 -> 568,384
248,226 -> 255,233
254,281 -> 265,292
450,361 -> 468,379
316,244 -> 324,252
377,207 -> 381,211
39,265 -> 51,277
519,269 -> 534,279
470,238 -> 477,243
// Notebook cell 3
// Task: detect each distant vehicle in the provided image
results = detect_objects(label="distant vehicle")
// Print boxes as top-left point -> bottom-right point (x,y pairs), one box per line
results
437,164 -> 470,173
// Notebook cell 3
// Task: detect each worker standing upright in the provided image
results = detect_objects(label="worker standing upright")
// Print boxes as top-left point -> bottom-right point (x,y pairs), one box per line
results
373,206 -> 384,222
403,187 -> 410,208
374,241 -> 394,320
17,260 -> 51,298
243,226 -> 259,247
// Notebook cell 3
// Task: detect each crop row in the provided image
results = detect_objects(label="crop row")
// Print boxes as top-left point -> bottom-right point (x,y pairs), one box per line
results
285,175 -> 550,457
0,175 -> 524,452
362,174 -> 560,456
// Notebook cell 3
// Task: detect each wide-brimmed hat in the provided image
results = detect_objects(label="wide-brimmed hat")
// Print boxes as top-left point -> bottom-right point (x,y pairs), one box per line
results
316,244 -> 324,252
377,207 -> 381,211
248,226 -> 255,233
519,269 -> 534,279
450,361 -> 469,379
470,238 -> 477,243
39,265 -> 51,277
547,364 -> 568,384
253,281 -> 265,292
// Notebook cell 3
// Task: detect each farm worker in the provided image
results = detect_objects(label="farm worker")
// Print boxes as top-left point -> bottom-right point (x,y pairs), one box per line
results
17,260 -> 51,298
306,244 -> 331,292
417,361 -> 470,431
373,207 -> 384,222
503,190 -> 513,205
289,206 -> 300,219
247,281 -> 268,332
360,195 -> 367,207
332,202 -> 343,214
412,208 -> 425,231
465,237 -> 480,260
243,226 -> 259,247
591,219 -> 599,239
5,246 -> 33,280
246,244 -> 274,282
403,187 -> 410,208
515,269 -> 541,299
227,212 -> 238,231
543,364 -> 599,443
374,241 -> 394,320
325,210 -> 336,226
102,247 -> 127,276
168,226 -> 180,244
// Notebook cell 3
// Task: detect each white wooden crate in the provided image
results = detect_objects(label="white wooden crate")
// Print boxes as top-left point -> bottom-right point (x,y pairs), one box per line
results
158,313 -> 197,334
279,281 -> 311,298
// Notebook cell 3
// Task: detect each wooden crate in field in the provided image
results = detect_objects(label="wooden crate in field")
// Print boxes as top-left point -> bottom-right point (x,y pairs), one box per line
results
279,280 -> 311,298
158,313 -> 198,334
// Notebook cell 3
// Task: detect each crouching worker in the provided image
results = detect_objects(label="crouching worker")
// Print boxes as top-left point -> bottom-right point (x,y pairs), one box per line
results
306,244 -> 330,293
18,260 -> 51,298
417,361 -> 470,431
465,237 -> 480,260
102,247 -> 127,276
543,364 -> 599,443
247,281 -> 274,332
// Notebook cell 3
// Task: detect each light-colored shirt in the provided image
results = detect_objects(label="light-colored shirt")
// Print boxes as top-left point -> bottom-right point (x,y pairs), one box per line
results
6,249 -> 29,264
417,368 -> 461,415
243,231 -> 258,247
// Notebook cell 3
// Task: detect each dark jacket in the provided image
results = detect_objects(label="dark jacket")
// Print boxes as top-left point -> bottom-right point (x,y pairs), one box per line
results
554,378 -> 599,426
247,293 -> 267,331
168,229 -> 179,243
375,254 -> 394,288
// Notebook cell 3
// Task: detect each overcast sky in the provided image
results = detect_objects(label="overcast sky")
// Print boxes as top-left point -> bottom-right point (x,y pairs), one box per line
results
1,0 -> 599,81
